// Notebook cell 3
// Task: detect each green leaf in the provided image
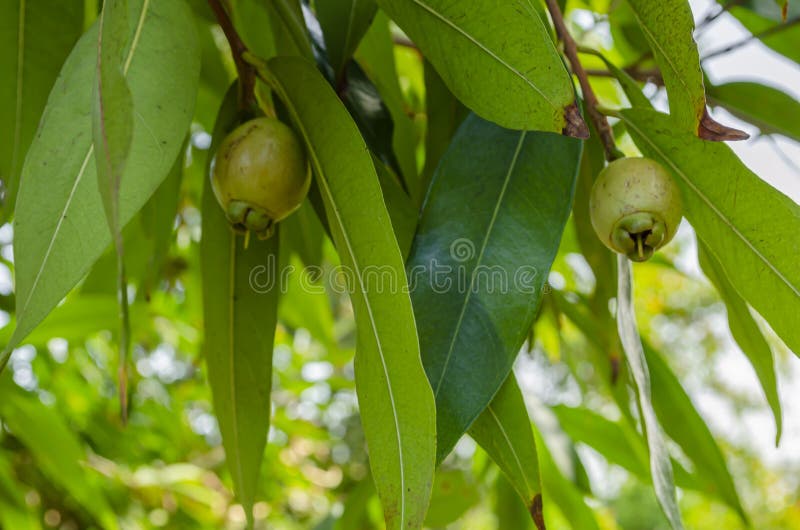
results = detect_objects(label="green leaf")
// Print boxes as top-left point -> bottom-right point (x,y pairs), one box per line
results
420,59 -> 468,205
316,0 -> 377,79
707,81 -> 800,142
279,199 -> 325,268
0,1 -> 84,223
201,85 -> 280,522
698,241 -> 782,443
408,113 -> 581,461
93,0 -> 133,235
725,3 -> 800,63
625,0 -> 705,132
619,108 -> 800,358
423,469 -> 480,527
6,0 -> 200,364
533,424 -> 600,530
552,405 -> 649,479
644,342 -> 748,522
356,12 -> 418,195
616,255 -> 684,530
265,56 -> 436,530
469,375 -> 544,526
373,156 -> 416,258
0,376 -> 118,529
374,0 -> 585,134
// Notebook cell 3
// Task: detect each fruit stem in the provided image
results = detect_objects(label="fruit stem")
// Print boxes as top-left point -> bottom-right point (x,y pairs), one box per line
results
544,0 -> 623,162
635,234 -> 644,260
208,0 -> 257,112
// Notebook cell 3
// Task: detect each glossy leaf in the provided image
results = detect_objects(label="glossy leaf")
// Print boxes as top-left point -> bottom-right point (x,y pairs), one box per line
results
408,113 -> 581,461
0,376 -> 118,529
266,56 -> 436,530
6,0 -> 200,364
469,375 -> 544,526
707,81 -> 800,142
619,108 -> 800,358
698,242 -> 782,443
644,342 -> 748,522
375,0 -> 585,134
316,0 -> 377,79
617,255 -> 684,530
0,1 -> 83,223
201,86 -> 280,521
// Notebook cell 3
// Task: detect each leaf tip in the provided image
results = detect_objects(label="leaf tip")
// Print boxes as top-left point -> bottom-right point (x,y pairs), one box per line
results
530,493 -> 546,530
698,108 -> 749,142
563,103 -> 590,139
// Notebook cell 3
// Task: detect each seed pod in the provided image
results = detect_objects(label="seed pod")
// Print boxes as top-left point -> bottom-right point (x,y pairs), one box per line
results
211,117 -> 310,238
590,157 -> 682,262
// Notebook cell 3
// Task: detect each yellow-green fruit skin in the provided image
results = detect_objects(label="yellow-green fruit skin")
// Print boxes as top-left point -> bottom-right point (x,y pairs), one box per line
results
589,157 -> 682,262
211,117 -> 310,237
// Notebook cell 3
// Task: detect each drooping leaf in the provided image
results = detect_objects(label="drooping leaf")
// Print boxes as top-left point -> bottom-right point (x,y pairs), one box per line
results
408,113 -> 581,462
93,0 -> 133,236
201,85 -> 280,523
616,255 -> 684,530
619,108 -> 800,358
340,61 -> 404,179
0,1 -> 84,223
373,156 -> 416,258
5,0 -> 200,365
423,469 -> 480,527
644,342 -> 749,522
698,241 -> 783,444
625,0 -> 746,140
265,56 -> 436,530
707,81 -> 800,142
316,0 -> 377,80
356,11 -> 418,195
533,424 -> 601,530
420,60 -> 468,205
375,0 -> 586,134
469,375 -> 544,528
0,376 -> 118,529
280,199 -> 325,268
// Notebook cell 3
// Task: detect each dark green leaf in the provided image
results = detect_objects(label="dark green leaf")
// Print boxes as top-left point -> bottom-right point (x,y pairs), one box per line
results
316,0 -> 377,79
0,1 -> 83,223
408,113 -> 581,461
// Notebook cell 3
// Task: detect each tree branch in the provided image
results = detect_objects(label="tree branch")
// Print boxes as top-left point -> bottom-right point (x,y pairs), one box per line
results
695,0 -> 744,35
544,0 -> 621,161
208,0 -> 256,111
702,16 -> 800,60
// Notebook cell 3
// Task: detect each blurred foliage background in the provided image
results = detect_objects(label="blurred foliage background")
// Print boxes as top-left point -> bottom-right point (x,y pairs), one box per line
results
0,0 -> 799,528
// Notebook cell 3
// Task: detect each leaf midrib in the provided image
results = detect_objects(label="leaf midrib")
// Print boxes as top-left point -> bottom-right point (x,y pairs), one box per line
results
15,0 -> 151,332
274,77 -> 410,526
622,115 -> 800,300
433,131 -> 527,396
407,0 -> 555,108
486,405 -> 534,497
11,0 -> 26,180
